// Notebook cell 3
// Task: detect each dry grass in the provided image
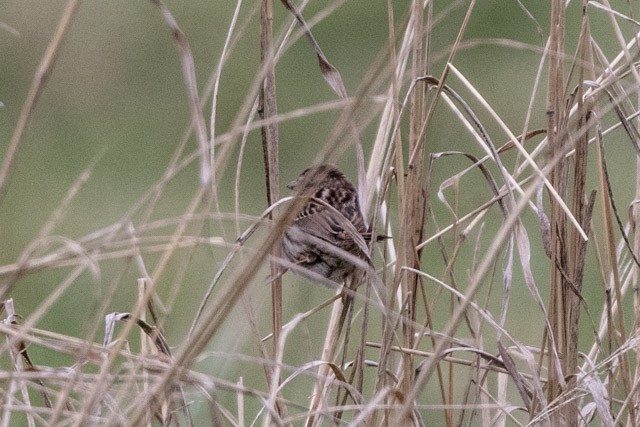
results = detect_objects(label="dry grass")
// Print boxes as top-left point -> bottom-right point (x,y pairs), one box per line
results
3,0 -> 640,425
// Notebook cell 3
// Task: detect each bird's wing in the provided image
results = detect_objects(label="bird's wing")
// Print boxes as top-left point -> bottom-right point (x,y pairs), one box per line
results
293,206 -> 371,265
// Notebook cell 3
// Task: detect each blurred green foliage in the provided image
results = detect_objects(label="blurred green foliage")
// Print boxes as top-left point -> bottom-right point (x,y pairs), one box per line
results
2,0 -> 640,423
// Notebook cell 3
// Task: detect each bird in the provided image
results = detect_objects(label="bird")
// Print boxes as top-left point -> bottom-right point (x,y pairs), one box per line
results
280,164 -> 372,287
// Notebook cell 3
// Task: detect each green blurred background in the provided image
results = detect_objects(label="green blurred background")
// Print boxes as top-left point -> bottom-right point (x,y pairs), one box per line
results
2,0 -> 640,423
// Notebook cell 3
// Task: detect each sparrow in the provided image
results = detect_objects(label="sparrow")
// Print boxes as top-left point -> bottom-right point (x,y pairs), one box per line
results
280,164 -> 371,285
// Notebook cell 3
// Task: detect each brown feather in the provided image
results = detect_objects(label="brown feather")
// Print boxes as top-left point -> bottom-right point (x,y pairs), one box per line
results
281,165 -> 371,284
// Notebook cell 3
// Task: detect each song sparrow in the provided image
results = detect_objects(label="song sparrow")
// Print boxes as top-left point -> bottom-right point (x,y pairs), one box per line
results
280,164 -> 372,285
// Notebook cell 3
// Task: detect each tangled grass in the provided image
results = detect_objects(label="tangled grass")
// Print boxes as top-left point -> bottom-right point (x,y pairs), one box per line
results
2,1 -> 640,425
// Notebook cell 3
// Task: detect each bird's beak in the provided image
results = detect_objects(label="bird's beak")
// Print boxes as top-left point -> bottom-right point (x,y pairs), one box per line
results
286,178 -> 298,190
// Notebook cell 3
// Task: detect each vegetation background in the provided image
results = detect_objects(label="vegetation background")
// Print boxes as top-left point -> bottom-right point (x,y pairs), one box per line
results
2,0 -> 640,425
